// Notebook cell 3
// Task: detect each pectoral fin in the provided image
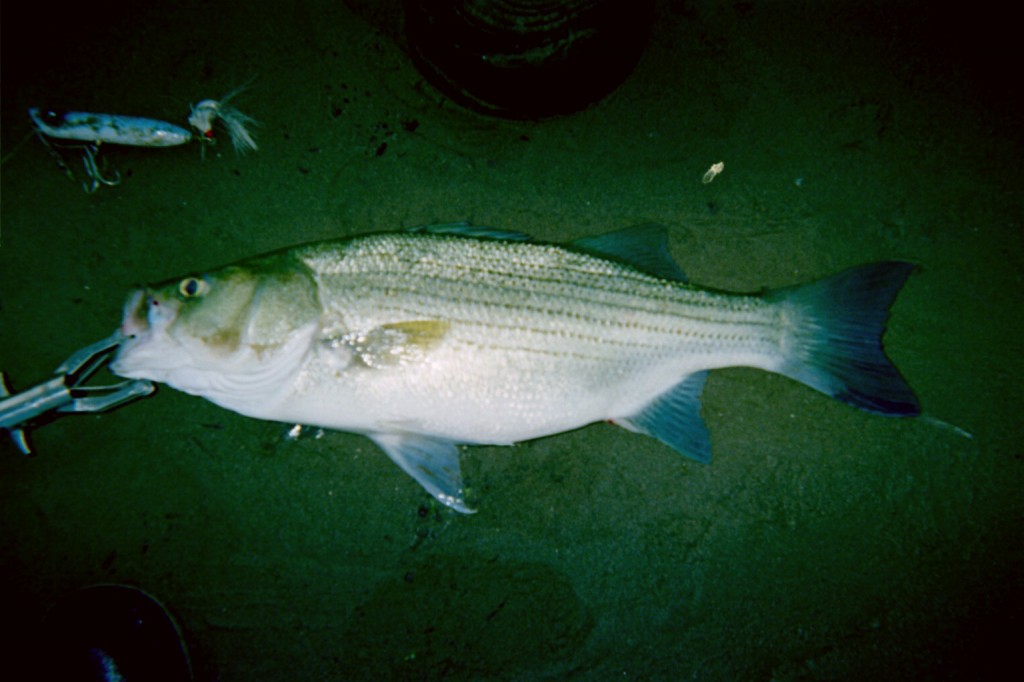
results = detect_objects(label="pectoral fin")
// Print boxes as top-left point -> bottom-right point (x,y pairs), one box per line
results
614,371 -> 711,463
347,320 -> 450,368
369,432 -> 475,513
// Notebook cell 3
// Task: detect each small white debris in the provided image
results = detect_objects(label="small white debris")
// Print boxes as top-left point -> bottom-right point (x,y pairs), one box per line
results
702,161 -> 725,184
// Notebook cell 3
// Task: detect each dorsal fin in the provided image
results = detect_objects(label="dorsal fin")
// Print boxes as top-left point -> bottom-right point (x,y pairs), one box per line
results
572,224 -> 688,282
406,223 -> 533,242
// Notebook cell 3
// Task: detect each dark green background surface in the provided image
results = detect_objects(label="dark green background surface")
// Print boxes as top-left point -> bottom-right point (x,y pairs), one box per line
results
2,1 -> 1020,678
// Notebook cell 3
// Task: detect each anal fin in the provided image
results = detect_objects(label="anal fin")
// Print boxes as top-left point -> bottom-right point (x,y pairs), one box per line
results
615,371 -> 711,463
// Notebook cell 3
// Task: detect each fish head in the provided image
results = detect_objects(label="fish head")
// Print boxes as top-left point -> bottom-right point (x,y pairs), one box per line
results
111,254 -> 320,403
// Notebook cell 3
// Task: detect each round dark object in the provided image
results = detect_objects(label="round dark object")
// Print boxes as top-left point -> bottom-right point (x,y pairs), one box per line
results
404,0 -> 654,118
40,585 -> 193,681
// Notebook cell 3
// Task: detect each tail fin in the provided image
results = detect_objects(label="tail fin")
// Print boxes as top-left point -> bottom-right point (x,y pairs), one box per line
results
769,261 -> 920,416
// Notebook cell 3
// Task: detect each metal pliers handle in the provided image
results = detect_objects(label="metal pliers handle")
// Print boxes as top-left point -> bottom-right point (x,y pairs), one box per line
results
1,331 -> 154,454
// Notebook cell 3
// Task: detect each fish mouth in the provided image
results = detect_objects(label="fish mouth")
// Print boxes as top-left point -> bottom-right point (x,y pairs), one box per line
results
120,289 -> 150,338
111,290 -> 153,377
111,289 -> 182,379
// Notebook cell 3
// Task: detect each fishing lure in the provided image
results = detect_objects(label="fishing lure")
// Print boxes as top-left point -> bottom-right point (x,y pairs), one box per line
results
28,107 -> 193,192
27,85 -> 257,192
28,108 -> 194,148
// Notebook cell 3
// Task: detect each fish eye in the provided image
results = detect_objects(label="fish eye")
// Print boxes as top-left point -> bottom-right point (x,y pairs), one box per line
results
179,277 -> 209,298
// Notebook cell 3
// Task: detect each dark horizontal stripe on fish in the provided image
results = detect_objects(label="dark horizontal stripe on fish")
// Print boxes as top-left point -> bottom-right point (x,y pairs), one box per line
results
341,292 -> 778,359
332,277 -> 778,337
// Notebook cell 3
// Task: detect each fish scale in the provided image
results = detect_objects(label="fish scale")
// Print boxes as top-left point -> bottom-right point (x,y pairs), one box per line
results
305,234 -> 780,364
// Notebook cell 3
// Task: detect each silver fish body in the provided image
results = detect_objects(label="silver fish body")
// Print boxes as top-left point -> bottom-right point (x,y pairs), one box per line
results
111,226 -> 919,512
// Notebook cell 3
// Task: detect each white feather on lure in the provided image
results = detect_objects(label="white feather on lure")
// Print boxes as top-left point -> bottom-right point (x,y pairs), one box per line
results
188,85 -> 258,154
28,108 -> 193,147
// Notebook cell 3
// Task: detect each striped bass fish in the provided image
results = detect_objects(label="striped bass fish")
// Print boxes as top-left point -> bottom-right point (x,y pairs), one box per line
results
110,225 -> 920,512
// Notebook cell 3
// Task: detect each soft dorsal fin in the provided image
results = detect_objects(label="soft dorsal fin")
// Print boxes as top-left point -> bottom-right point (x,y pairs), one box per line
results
572,224 -> 688,282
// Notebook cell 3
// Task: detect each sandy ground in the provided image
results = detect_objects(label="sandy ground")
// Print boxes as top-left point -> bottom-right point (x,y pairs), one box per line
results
2,1 -> 1021,679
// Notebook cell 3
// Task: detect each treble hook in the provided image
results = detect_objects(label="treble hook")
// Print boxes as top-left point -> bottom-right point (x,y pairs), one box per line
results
81,144 -> 122,193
